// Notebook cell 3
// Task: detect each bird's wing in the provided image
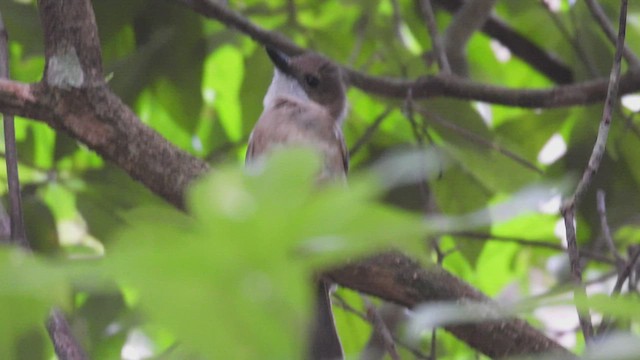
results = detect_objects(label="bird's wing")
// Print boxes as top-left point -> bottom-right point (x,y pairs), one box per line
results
248,97 -> 348,178
245,132 -> 256,164
336,126 -> 349,175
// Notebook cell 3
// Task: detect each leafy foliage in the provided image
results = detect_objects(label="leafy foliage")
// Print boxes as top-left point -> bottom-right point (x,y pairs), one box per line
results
0,150 -> 429,358
1,0 -> 640,358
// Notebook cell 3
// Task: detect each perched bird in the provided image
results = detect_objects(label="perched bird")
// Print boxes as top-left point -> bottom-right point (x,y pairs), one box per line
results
246,47 -> 348,360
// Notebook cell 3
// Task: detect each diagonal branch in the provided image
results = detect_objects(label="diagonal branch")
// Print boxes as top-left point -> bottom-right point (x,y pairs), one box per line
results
34,0 -> 209,209
1,80 -> 209,208
176,0 -> 639,108
560,0 -> 630,344
585,0 -> 640,68
432,0 -> 573,83
442,0 -> 498,76
417,0 -> 451,74
327,252 -> 576,359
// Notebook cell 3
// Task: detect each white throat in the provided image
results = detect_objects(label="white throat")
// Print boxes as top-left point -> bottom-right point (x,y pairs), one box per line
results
263,69 -> 309,109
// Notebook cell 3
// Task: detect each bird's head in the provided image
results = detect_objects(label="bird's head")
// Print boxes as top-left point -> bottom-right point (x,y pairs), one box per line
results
264,47 -> 347,123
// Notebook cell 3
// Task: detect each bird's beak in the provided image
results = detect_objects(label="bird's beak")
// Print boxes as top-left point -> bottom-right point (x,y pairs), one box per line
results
266,47 -> 292,75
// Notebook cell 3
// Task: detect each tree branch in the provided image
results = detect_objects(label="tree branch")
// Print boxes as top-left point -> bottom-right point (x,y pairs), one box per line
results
417,0 -> 451,74
46,309 -> 88,360
327,252 -> 576,359
0,11 -> 27,248
562,0 -> 627,210
176,0 -> 638,108
585,0 -> 640,68
442,0 -> 498,76
559,0 -> 630,343
39,0 -> 103,87
432,0 -> 573,84
0,81 -> 208,208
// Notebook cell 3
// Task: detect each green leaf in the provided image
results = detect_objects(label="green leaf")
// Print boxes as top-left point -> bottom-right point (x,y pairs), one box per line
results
0,248 -> 70,359
204,45 -> 246,142
101,149 -> 429,357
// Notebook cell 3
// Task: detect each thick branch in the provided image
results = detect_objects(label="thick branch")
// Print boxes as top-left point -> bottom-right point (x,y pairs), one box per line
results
39,0 -> 103,86
0,79 -> 208,208
432,0 -> 573,84
6,0 -> 209,209
327,252 -> 576,359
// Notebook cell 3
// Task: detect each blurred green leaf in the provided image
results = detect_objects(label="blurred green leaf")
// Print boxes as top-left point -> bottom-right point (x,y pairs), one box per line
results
101,149 -> 428,357
0,248 -> 69,359
204,45 -> 245,142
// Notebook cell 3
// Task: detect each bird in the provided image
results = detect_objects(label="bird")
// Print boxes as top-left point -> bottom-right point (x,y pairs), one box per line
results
245,47 -> 348,360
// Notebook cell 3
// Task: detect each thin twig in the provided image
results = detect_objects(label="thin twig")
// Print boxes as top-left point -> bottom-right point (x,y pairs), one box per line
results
416,107 -> 544,174
619,108 -> 640,140
561,206 -> 594,341
597,247 -> 640,334
364,299 -> 401,360
349,107 -> 393,156
431,236 -> 446,359
584,0 -> 640,67
562,0 -> 627,210
627,245 -> 640,292
539,0 -> 599,77
285,0 -> 299,27
0,12 -> 27,248
451,231 -> 615,265
404,89 -> 424,145
332,294 -> 430,360
610,247 -> 640,299
417,0 -> 451,74
596,190 -> 625,269
390,0 -> 403,43
404,88 -> 439,214
347,12 -> 370,67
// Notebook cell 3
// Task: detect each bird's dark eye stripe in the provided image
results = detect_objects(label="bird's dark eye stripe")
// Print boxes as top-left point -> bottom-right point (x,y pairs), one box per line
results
305,74 -> 320,87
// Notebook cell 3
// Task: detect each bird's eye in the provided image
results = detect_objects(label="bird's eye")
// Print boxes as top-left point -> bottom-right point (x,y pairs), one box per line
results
305,74 -> 320,88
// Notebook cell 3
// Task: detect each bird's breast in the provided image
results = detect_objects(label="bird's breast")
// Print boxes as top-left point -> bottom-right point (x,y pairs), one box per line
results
248,97 -> 347,179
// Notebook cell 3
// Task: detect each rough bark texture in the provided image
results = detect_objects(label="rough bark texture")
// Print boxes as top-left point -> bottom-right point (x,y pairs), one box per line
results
34,0 -> 210,208
46,309 -> 89,360
34,84 -> 209,208
328,252 -> 575,359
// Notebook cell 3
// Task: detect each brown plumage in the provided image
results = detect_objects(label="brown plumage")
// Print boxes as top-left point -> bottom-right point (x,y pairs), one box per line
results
246,47 -> 347,360
247,96 -> 348,180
